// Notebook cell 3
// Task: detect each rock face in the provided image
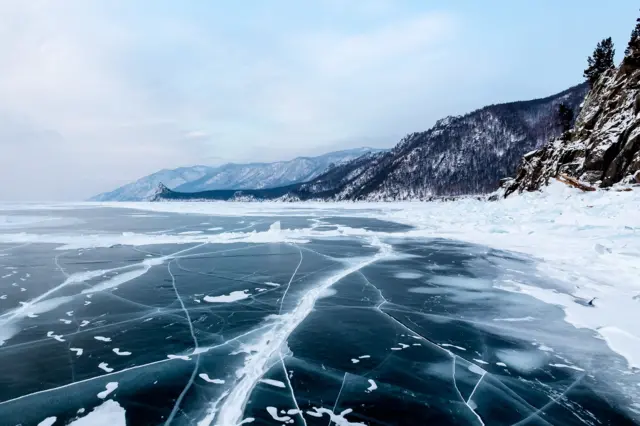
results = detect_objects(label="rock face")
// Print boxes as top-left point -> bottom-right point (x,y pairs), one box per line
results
505,43 -> 640,196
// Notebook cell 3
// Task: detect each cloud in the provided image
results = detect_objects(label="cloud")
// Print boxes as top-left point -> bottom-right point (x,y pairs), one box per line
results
0,2 -> 464,200
299,12 -> 456,76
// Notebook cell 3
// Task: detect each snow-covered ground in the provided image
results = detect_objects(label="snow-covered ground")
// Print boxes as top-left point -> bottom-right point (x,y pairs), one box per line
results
83,183 -> 640,372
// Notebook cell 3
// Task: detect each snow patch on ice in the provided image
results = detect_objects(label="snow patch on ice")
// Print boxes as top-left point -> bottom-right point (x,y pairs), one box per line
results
69,399 -> 125,426
98,363 -> 114,373
549,363 -> 585,372
37,416 -> 57,426
167,354 -> 191,361
203,290 -> 249,303
97,382 -> 118,399
493,316 -> 535,322
199,374 -> 225,384
395,271 -> 422,279
265,406 -> 291,422
365,379 -> 377,392
260,378 -> 286,388
440,343 -> 466,351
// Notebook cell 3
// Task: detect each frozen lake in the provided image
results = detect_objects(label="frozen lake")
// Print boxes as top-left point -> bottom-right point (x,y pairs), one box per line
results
0,202 -> 638,425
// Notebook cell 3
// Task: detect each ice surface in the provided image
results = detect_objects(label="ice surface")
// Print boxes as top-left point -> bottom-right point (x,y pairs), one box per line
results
1,186 -> 639,424
89,182 -> 639,370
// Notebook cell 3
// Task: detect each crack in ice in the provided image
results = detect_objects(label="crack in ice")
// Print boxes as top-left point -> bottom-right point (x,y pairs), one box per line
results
209,237 -> 391,426
281,354 -> 307,426
279,244 -> 304,315
164,261 -> 201,426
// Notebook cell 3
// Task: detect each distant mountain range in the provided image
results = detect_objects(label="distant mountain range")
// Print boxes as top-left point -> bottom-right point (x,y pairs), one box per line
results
154,83 -> 589,202
90,147 -> 383,201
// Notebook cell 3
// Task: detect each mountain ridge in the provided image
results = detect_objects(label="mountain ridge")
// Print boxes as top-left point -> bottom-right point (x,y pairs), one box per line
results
91,147 -> 384,201
154,83 -> 589,202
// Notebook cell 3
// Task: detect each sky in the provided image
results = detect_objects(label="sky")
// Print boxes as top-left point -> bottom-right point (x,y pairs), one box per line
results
0,1 -> 637,201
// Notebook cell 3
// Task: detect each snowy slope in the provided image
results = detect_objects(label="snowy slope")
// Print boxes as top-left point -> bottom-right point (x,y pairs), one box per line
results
90,148 -> 382,201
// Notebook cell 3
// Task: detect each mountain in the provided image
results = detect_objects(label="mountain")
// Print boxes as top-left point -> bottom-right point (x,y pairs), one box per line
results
153,84 -> 588,202
90,166 -> 214,201
90,147 -> 382,201
505,37 -> 640,195
173,147 -> 383,193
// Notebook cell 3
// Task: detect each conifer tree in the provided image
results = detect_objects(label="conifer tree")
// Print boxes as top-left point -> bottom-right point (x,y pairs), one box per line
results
558,103 -> 573,136
625,13 -> 640,57
584,38 -> 615,86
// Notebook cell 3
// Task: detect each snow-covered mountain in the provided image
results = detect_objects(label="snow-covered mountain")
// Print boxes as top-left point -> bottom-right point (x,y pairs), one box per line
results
505,38 -> 640,195
91,148 -> 382,201
174,147 -> 382,193
326,83 -> 588,200
90,166 -> 214,201
154,84 -> 588,202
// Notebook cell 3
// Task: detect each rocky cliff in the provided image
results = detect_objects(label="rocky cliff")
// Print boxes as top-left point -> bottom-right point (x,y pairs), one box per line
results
505,39 -> 640,196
